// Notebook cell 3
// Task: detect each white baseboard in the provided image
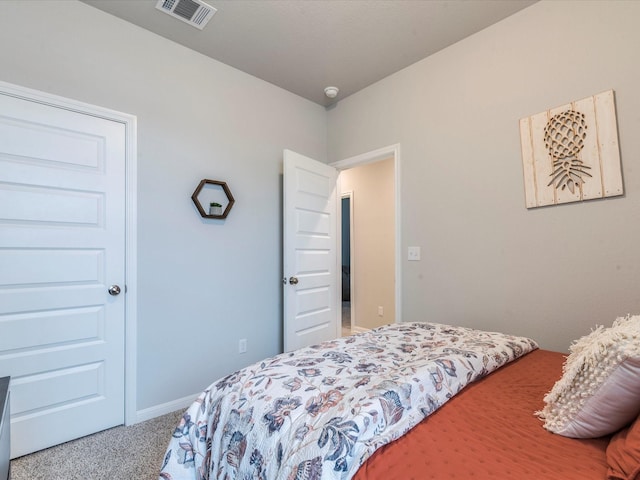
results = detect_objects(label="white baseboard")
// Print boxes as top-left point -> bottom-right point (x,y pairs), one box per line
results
132,393 -> 198,424
351,326 -> 370,334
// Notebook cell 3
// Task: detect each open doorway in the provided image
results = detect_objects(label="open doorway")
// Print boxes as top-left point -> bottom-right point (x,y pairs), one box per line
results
333,144 -> 400,335
341,193 -> 353,336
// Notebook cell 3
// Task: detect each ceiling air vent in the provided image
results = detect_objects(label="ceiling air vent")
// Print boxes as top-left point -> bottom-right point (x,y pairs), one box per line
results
156,0 -> 217,30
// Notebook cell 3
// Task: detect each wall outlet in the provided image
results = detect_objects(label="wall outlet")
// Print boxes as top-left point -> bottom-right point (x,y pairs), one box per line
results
378,306 -> 384,316
408,246 -> 421,261
238,338 -> 247,354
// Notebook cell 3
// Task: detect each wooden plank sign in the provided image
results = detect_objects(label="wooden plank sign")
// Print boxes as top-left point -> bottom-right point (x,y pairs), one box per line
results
519,90 -> 623,208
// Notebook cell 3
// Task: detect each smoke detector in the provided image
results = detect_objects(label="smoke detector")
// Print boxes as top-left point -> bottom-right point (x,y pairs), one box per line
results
156,0 -> 217,30
324,86 -> 339,99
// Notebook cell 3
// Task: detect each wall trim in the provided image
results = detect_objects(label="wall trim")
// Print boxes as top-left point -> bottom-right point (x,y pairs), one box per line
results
135,393 -> 198,423
331,143 -> 402,326
351,326 -> 370,334
0,80 -> 139,427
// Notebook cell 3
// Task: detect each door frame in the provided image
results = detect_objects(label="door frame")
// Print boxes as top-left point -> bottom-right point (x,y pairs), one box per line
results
0,80 -> 138,426
331,143 -> 401,328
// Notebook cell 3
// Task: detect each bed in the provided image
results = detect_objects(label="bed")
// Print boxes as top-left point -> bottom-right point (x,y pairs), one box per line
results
159,319 -> 640,480
354,349 -> 609,479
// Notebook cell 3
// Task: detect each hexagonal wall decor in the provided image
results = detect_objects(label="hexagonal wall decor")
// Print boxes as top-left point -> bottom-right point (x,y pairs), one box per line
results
191,179 -> 235,219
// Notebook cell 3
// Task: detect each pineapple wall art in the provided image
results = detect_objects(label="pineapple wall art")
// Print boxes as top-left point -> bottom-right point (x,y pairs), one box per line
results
519,90 -> 623,208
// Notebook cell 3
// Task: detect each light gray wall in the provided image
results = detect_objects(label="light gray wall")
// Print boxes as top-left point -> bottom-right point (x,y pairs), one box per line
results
0,1 -> 326,411
2,0 -> 638,417
328,0 -> 640,352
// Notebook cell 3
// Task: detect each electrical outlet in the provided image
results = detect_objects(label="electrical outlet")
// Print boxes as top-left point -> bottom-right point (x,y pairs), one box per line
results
238,338 -> 247,354
408,246 -> 421,261
378,306 -> 384,317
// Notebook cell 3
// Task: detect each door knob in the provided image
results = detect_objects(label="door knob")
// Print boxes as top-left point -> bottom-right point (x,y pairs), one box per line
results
108,285 -> 121,296
288,276 -> 299,285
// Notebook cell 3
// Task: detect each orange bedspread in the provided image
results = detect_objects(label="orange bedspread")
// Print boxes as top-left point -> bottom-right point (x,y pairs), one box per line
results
354,349 -> 610,480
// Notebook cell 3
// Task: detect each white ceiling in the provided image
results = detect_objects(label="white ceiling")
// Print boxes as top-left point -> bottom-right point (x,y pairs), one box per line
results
82,0 -> 537,107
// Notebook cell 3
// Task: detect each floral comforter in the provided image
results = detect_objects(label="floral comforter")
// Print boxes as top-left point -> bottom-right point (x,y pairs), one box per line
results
159,322 -> 538,480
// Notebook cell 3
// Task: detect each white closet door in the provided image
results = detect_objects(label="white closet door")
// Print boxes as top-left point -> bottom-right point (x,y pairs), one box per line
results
0,91 -> 126,457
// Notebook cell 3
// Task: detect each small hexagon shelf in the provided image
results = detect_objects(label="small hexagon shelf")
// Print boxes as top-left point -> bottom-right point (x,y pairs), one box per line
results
191,179 -> 235,219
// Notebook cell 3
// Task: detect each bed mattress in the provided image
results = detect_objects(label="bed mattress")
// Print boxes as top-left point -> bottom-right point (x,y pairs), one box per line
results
354,349 -> 610,479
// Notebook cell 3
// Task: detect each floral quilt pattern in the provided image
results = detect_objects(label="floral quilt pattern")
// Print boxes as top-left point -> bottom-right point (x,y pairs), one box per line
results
159,322 -> 538,480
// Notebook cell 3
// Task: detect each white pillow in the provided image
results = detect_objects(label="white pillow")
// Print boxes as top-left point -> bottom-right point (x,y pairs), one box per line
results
537,314 -> 640,438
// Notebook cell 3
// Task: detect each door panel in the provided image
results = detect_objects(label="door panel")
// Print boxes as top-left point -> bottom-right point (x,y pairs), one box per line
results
0,92 -> 125,457
283,150 -> 338,352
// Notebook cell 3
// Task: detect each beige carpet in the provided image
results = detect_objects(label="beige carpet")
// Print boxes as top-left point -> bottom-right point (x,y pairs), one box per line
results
10,410 -> 183,480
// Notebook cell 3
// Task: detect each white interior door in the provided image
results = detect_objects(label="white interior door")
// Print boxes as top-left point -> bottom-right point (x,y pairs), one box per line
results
0,92 -> 126,457
283,149 -> 339,351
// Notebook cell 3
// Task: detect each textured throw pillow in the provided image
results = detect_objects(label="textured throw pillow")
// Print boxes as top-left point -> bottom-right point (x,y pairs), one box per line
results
607,415 -> 640,480
537,314 -> 640,438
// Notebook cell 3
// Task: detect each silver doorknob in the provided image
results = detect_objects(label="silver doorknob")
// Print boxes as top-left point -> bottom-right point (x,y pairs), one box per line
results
108,285 -> 121,296
288,276 -> 299,285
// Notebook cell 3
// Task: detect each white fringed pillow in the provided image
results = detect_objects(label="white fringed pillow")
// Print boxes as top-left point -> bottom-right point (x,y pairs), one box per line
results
537,314 -> 640,438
